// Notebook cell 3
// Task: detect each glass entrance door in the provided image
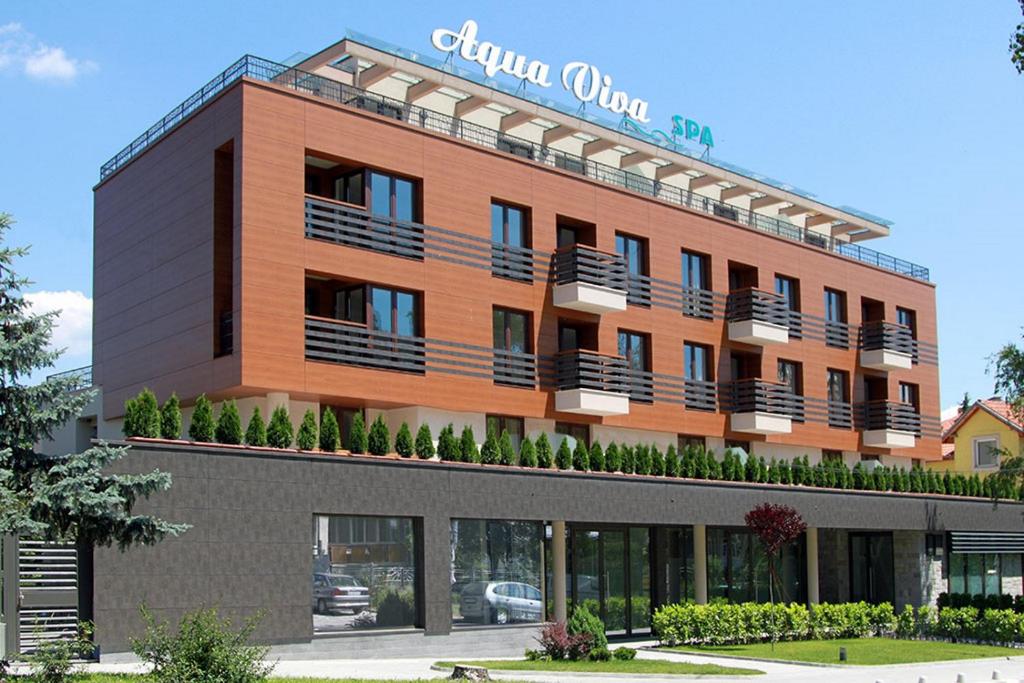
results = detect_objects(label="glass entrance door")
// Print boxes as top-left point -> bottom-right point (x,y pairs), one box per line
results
570,526 -> 650,636
849,532 -> 894,604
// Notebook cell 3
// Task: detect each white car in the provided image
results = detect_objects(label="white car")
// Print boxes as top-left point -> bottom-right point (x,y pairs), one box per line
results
458,581 -> 542,624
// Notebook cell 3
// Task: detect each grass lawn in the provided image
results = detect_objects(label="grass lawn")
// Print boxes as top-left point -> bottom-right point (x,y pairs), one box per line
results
666,638 -> 1024,665
80,677 -> 440,683
436,658 -> 763,675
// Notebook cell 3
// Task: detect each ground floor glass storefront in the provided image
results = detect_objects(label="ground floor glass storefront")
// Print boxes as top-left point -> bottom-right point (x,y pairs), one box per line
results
948,552 -> 1003,596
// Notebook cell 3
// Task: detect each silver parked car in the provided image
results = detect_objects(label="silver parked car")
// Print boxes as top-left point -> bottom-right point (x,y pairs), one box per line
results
458,581 -> 542,624
312,573 -> 371,614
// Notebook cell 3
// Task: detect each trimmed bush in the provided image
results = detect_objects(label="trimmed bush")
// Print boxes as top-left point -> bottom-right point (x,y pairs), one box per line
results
123,396 -> 139,438
555,438 -> 572,470
634,444 -> 651,475
518,436 -> 537,467
612,646 -> 637,660
368,415 -> 390,456
215,399 -> 243,445
244,406 -> 267,447
319,408 -> 340,452
136,388 -> 160,438
459,425 -> 479,463
437,424 -> 458,461
498,429 -> 516,466
589,441 -> 605,472
348,411 -> 368,454
650,446 -> 665,476
895,604 -> 916,638
572,439 -> 589,471
414,423 -> 435,459
568,603 -> 608,651
296,409 -> 318,450
188,394 -> 215,443
160,393 -> 182,440
604,442 -> 621,472
588,646 -> 611,661
620,445 -> 635,474
480,424 -> 499,465
664,445 -> 679,477
266,405 -> 293,449
869,602 -> 896,635
394,422 -> 413,458
535,432 -> 553,469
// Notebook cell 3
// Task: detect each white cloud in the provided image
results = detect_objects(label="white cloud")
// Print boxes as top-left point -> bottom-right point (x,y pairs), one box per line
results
941,405 -> 961,421
0,23 -> 96,83
25,290 -> 92,360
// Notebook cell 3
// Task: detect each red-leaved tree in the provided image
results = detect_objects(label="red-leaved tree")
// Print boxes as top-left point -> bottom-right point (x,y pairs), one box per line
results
745,502 -> 807,647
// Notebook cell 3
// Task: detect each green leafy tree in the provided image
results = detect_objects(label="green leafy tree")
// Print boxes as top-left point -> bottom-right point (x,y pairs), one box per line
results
768,458 -> 781,484
214,399 -> 243,445
367,415 -> 390,455
414,423 -> 435,459
244,406 -> 267,447
535,432 -> 553,469
991,331 -> 1024,495
296,409 -> 318,450
266,405 -> 293,449
160,393 -> 181,440
394,422 -> 413,458
555,438 -> 572,470
498,429 -> 516,466
348,411 -> 368,454
460,425 -> 479,463
518,436 -> 537,467
480,424 -> 499,465
1012,0 -> 1024,74
0,214 -> 186,547
437,423 -> 458,461
319,408 -> 340,452
778,458 -> 792,485
589,441 -> 605,472
188,394 -> 215,443
604,442 -> 621,472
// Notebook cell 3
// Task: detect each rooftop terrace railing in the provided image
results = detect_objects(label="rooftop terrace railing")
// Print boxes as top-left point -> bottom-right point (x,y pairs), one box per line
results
99,55 -> 930,282
46,365 -> 93,391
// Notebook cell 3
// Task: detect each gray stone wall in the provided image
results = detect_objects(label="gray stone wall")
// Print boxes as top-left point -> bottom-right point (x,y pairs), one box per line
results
1002,554 -> 1023,596
818,528 -> 849,603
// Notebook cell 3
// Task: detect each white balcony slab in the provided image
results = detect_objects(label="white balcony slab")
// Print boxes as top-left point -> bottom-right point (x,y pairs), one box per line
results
730,411 -> 792,435
555,388 -> 630,416
860,348 -> 913,371
553,282 -> 627,314
727,319 -> 789,345
862,429 -> 917,449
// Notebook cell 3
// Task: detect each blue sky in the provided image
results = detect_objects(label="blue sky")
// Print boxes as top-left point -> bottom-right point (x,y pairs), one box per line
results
2,0 -> 1022,411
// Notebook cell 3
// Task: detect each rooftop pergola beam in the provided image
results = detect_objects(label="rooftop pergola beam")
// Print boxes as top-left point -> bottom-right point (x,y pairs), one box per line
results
357,64 -> 394,88
749,195 -> 787,211
619,151 -> 654,168
582,138 -> 617,158
805,214 -> 835,228
719,185 -> 752,201
542,126 -> 576,145
779,204 -> 809,217
499,110 -> 536,132
687,174 -> 723,191
454,95 -> 488,117
405,79 -> 442,103
830,222 -> 860,236
655,162 -> 690,181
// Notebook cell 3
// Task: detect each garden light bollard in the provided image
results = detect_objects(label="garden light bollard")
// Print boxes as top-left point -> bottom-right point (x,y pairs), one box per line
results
839,646 -> 847,662
957,674 -> 966,683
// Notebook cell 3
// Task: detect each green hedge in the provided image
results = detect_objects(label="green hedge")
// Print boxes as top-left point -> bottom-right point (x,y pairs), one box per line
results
653,601 -> 1024,646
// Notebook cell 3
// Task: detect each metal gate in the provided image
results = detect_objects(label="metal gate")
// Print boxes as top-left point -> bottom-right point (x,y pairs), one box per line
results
5,539 -> 81,654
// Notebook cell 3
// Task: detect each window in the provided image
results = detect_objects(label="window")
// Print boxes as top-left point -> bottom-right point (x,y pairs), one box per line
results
725,439 -> 752,456
827,369 -> 849,403
492,308 -> 532,387
615,232 -> 650,306
899,382 -> 920,410
777,360 -> 802,395
486,415 -> 525,452
678,434 -> 706,452
681,250 -> 712,319
368,171 -> 417,222
896,307 -> 917,338
683,343 -> 712,381
822,450 -> 843,463
925,533 -> 944,559
491,201 -> 532,282
824,288 -> 848,348
775,274 -> 801,337
313,514 -> 419,632
973,437 -> 1000,469
707,527 -> 805,604
948,553 -> 1002,596
555,422 -> 589,449
849,532 -> 894,604
370,286 -> 418,336
618,330 -> 653,402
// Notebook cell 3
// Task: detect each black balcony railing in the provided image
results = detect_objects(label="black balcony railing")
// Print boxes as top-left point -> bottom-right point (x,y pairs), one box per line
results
491,243 -> 535,282
859,401 -> 922,436
859,320 -> 916,360
681,286 -> 715,320
552,244 -> 628,292
725,289 -> 791,329
683,378 -> 717,411
828,400 -> 853,429
305,316 -> 426,374
46,365 -> 93,391
725,379 -> 805,421
492,349 -> 537,389
97,55 -> 930,283
304,195 -> 425,260
825,320 -> 850,349
555,350 -> 631,396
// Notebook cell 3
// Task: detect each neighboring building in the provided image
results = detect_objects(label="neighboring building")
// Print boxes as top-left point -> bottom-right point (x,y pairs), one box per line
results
7,30 -> 1024,658
931,397 -> 1024,476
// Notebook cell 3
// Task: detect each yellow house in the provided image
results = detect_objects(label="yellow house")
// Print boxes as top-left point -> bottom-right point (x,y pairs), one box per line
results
930,397 -> 1024,476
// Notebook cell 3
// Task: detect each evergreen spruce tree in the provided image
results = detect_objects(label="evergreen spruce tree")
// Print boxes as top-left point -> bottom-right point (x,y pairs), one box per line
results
296,409 -> 318,450
394,422 -> 413,458
555,438 -> 572,470
942,470 -> 952,495
414,423 -> 435,459
535,432 -> 553,469
692,447 -> 708,479
319,408 -> 340,452
160,393 -> 181,440
680,445 -> 695,478
604,442 -> 621,472
620,445 -> 635,474
266,405 -> 294,449
768,458 -> 781,484
480,424 -> 499,465
460,425 -> 479,463
634,444 -> 652,475
188,394 -> 215,442
779,458 -> 793,485
368,415 -> 390,456
348,411 -> 368,454
214,399 -> 243,445
572,439 -> 589,471
437,424 -> 458,461
721,449 -> 736,481
650,445 -> 665,476
934,469 -> 946,494
664,444 -> 679,477
706,450 -> 722,479
122,396 -> 140,438
0,214 -> 187,546
245,406 -> 267,447
589,441 -> 605,472
745,452 -> 760,482
136,388 -> 160,438
498,429 -> 516,466
518,436 -> 537,467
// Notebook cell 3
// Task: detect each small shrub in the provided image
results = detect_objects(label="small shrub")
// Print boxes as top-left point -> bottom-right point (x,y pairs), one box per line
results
437,424 -> 458,461
414,423 -> 435,458
348,411 -> 368,454
480,424 -> 499,465
244,406 -> 267,447
869,602 -> 896,635
650,446 -> 665,476
524,648 -> 548,661
535,432 -> 553,469
460,425 -> 479,463
588,646 -> 611,661
319,408 -> 340,452
498,429 -> 516,466
572,439 -> 589,471
368,415 -> 390,456
296,409 -> 318,450
612,646 -> 637,661
895,604 -> 916,638
122,396 -> 139,438
394,422 -> 413,457
188,394 -> 215,442
568,603 -> 608,651
24,621 -> 95,683
620,445 -> 635,474
634,444 -> 652,475
664,445 -> 679,477
604,442 -> 621,472
518,436 -> 537,467
555,438 -> 572,470
266,405 -> 293,449
375,590 -> 416,627
215,399 -> 243,445
589,441 -> 605,472
160,393 -> 182,439
135,388 -> 160,438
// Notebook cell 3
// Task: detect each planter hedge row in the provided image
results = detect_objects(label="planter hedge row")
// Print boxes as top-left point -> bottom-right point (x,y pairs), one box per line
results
121,389 -> 1020,501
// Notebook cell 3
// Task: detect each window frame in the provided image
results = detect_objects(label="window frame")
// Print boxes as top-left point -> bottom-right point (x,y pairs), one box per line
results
486,414 -> 526,451
824,287 -> 847,323
899,381 -> 920,411
492,306 -> 531,353
774,274 -> 800,312
555,421 -> 590,448
777,359 -> 803,396
491,200 -> 531,248
617,329 -> 651,372
827,368 -> 850,403
683,342 -> 713,382
681,249 -> 710,290
368,285 -> 421,337
973,435 -> 1001,469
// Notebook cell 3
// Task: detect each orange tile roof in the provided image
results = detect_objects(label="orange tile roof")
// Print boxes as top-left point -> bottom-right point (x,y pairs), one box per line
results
942,397 -> 1024,442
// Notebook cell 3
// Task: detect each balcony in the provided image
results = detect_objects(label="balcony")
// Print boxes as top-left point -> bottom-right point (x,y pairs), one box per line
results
305,316 -> 426,373
859,401 -> 921,449
551,245 -> 628,314
554,350 -> 631,416
725,379 -> 804,435
304,195 -> 425,260
726,289 -> 790,345
859,321 -> 914,371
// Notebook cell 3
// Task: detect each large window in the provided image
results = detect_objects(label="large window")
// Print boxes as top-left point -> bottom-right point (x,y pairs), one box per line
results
707,528 -> 805,604
683,342 -> 714,411
369,171 -> 416,222
896,306 -> 917,338
312,514 -> 419,632
486,415 -> 525,452
616,232 -> 650,306
451,520 -> 544,626
491,202 -> 532,282
849,532 -> 894,604
824,288 -> 847,323
777,359 -> 802,396
948,553 -> 1002,596
681,250 -> 711,319
618,330 -> 652,402
370,286 -> 419,336
555,422 -> 589,449
492,308 -> 529,353
973,436 -> 1001,469
775,274 -> 801,336
899,382 -> 920,411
